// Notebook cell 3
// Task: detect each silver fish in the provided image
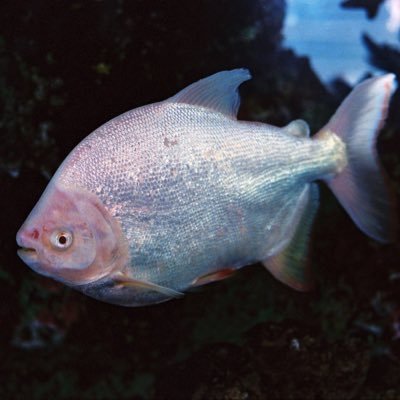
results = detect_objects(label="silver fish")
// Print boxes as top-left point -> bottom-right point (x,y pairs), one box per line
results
16,69 -> 397,306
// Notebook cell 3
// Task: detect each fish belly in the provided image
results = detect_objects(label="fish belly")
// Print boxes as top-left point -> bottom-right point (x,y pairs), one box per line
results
58,103 -> 328,295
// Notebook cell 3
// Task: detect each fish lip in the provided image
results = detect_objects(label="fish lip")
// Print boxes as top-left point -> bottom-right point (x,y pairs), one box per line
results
17,246 -> 37,255
16,231 -> 40,266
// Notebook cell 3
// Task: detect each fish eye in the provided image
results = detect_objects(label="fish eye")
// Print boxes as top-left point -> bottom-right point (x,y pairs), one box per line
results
50,230 -> 73,250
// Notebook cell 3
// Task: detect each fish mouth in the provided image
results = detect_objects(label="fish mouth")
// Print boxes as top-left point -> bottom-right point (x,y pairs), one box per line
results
17,246 -> 49,278
17,246 -> 37,256
17,245 -> 55,280
17,246 -> 39,264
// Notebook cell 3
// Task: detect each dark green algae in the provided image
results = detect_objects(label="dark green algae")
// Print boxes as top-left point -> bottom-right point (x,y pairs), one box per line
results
1,1 -> 400,399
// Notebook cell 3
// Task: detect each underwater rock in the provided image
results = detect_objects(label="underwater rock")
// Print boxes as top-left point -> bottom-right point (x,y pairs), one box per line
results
362,33 -> 400,75
360,358 -> 400,399
340,0 -> 385,19
12,284 -> 82,349
155,321 -> 370,400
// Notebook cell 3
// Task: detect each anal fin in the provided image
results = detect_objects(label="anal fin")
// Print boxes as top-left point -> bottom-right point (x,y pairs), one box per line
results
112,272 -> 184,299
263,184 -> 319,291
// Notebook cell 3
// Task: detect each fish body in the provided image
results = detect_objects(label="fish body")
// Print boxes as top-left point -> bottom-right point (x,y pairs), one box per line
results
16,69 -> 396,306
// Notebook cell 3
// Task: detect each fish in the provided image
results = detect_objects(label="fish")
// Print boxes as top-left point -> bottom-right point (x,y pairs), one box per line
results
16,69 -> 397,306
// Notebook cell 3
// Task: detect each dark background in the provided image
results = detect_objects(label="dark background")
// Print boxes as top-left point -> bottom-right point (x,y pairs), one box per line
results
0,1 -> 399,399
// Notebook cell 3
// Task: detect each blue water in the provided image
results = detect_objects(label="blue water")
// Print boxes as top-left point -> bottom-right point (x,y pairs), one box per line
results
284,0 -> 399,83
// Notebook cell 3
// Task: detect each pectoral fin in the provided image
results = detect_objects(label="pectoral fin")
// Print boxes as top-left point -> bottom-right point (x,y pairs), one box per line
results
112,272 -> 184,298
263,184 -> 319,291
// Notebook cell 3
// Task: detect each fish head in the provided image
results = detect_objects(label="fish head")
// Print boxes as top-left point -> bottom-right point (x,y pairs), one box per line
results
16,183 -> 128,286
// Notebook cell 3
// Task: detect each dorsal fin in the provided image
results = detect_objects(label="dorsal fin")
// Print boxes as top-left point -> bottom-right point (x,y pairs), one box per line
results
167,69 -> 251,119
284,119 -> 310,137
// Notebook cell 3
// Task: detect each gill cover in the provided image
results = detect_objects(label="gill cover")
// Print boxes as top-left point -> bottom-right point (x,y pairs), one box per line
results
18,183 -> 129,286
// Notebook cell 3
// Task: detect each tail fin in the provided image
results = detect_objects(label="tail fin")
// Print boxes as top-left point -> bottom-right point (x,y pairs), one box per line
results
317,74 -> 397,243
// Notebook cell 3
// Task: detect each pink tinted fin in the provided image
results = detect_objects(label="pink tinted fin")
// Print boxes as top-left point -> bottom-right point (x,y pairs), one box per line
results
318,74 -> 397,243
112,272 -> 184,298
191,267 -> 237,287
167,69 -> 251,118
263,184 -> 319,291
